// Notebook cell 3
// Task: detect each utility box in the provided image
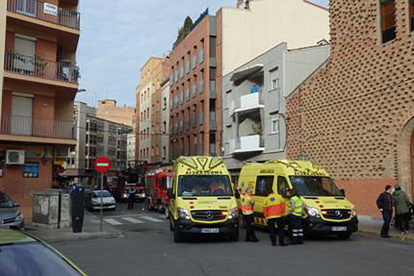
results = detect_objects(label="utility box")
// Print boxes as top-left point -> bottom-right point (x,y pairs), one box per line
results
32,190 -> 71,229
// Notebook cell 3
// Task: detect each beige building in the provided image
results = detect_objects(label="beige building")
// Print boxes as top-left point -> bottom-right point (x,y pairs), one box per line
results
96,99 -> 135,127
135,57 -> 170,167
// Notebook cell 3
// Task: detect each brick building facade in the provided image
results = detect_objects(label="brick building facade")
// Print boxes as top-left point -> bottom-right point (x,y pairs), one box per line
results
287,0 -> 414,216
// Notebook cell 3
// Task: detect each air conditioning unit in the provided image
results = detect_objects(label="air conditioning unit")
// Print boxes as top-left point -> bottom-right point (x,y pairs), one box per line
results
6,150 -> 25,165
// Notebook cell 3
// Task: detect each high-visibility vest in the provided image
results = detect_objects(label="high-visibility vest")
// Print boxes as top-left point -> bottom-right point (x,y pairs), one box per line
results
263,193 -> 286,219
284,198 -> 291,216
241,194 -> 254,215
290,196 -> 304,217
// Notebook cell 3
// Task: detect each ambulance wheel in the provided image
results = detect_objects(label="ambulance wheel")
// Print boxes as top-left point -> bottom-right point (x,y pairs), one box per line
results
230,231 -> 239,242
174,227 -> 184,243
337,232 -> 352,240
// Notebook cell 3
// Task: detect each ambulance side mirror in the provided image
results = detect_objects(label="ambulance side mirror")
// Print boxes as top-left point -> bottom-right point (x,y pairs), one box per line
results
340,189 -> 346,197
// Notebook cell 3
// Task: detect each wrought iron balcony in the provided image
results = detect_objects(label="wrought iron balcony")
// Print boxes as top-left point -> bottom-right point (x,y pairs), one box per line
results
7,0 -> 80,30
4,51 -> 79,84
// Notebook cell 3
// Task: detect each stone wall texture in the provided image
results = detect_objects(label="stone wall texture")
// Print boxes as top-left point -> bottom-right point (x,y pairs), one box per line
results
287,0 -> 414,216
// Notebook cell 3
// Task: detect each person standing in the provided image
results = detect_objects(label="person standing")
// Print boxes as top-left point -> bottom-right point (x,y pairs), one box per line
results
127,186 -> 136,210
241,188 -> 259,242
287,189 -> 305,245
376,185 -> 393,238
263,189 -> 287,246
392,185 -> 412,235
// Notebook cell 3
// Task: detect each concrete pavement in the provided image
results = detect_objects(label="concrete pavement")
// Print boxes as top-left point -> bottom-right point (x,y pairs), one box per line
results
358,215 -> 414,242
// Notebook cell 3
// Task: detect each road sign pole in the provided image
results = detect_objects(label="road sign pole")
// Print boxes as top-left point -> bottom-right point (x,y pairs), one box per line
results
100,173 -> 104,232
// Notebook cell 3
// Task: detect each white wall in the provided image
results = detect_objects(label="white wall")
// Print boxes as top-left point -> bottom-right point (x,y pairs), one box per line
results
220,0 -> 329,75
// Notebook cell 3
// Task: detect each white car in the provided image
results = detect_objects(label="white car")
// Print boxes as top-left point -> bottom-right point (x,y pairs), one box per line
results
87,190 -> 116,211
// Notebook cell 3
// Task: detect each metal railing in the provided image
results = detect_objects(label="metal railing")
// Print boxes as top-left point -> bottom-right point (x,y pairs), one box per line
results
4,51 -> 79,83
7,0 -> 80,30
1,114 -> 75,139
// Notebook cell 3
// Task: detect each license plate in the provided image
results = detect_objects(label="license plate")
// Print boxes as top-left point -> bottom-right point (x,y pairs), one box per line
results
201,228 -> 219,234
332,226 -> 347,232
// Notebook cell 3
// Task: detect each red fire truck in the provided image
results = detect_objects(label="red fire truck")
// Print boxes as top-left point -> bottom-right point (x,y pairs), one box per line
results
145,170 -> 173,217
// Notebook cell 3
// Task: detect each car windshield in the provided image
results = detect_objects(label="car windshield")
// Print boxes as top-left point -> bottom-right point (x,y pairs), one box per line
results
0,193 -> 14,208
93,191 -> 112,198
289,176 -> 342,197
178,175 -> 233,197
0,242 -> 81,276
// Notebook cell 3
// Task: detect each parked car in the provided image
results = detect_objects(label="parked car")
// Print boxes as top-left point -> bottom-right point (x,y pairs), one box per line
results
85,190 -> 116,211
0,191 -> 24,230
0,228 -> 86,276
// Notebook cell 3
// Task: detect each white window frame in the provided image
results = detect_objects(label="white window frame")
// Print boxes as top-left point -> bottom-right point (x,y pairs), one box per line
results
270,78 -> 279,91
270,118 -> 279,134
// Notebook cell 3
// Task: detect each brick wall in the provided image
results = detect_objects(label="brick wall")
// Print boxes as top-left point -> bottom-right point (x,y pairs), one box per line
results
286,0 -> 414,216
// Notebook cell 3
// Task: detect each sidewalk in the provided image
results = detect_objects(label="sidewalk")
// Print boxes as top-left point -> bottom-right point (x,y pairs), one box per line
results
358,215 -> 414,242
25,211 -> 124,244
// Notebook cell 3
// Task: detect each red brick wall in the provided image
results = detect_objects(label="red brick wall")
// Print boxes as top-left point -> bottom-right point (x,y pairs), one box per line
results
286,0 -> 414,216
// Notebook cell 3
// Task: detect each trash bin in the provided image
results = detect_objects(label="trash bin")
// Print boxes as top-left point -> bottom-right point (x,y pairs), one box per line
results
71,186 -> 85,233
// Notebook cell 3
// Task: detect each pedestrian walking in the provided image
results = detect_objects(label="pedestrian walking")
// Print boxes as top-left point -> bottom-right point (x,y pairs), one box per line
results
376,185 -> 393,238
241,188 -> 259,242
127,186 -> 136,210
263,188 -> 287,246
287,189 -> 305,245
392,185 -> 412,235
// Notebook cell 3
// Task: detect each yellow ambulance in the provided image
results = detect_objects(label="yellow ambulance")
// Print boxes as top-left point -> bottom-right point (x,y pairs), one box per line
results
237,160 -> 358,239
168,156 -> 239,243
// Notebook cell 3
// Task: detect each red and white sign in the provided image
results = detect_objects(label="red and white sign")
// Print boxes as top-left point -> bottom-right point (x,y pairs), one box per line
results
94,156 -> 111,173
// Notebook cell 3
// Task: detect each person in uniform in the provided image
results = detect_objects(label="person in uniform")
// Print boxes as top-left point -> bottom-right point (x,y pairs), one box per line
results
241,188 -> 259,242
287,189 -> 305,245
263,189 -> 287,246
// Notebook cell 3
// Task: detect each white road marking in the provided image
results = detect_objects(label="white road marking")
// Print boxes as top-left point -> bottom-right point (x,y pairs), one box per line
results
104,218 -> 123,226
122,217 -> 144,224
140,216 -> 164,223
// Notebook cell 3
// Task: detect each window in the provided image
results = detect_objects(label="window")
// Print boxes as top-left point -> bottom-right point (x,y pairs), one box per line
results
277,176 -> 288,198
255,176 -> 274,197
271,78 -> 279,90
271,119 -> 279,134
163,97 -> 167,110
410,0 -> 414,32
380,0 -> 396,43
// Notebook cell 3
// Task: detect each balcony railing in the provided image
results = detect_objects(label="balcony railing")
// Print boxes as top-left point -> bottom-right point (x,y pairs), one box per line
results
1,114 -> 75,139
233,135 -> 265,154
233,92 -> 264,113
4,51 -> 79,84
7,0 -> 80,30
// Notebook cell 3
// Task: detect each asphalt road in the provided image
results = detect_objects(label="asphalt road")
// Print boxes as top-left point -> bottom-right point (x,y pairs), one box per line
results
53,202 -> 414,276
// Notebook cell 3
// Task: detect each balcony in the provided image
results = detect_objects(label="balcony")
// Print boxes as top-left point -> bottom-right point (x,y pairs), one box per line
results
4,51 -> 79,87
232,135 -> 264,155
209,81 -> 216,99
0,114 -> 75,144
233,92 -> 264,114
7,0 -> 80,30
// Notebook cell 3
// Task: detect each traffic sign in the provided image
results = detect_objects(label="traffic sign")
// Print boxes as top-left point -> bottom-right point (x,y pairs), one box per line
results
95,156 -> 110,173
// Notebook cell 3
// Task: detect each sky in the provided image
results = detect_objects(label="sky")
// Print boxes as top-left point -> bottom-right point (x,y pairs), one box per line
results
76,0 -> 329,107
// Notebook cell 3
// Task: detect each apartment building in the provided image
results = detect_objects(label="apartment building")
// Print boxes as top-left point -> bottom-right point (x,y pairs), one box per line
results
169,0 -> 329,159
0,0 -> 81,218
222,42 -> 330,180
135,57 -> 170,167
96,99 -> 135,127
73,102 -> 131,186
287,0 -> 414,216
160,80 -> 170,163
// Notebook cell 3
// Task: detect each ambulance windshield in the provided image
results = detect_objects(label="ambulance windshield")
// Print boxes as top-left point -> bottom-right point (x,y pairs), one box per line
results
178,175 -> 233,197
289,176 -> 342,197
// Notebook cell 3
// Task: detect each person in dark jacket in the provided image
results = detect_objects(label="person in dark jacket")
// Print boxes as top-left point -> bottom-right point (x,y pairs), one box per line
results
392,185 -> 412,235
127,187 -> 136,210
376,185 -> 393,238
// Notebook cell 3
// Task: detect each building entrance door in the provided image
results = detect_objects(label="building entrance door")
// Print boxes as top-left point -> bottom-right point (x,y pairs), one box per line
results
411,132 -> 414,199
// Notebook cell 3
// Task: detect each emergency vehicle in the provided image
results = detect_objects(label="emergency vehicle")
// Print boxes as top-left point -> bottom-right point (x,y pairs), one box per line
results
168,156 -> 239,243
145,170 -> 174,217
237,160 -> 358,239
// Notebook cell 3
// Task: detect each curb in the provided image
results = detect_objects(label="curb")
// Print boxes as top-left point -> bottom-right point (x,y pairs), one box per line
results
358,229 -> 414,243
26,230 -> 125,244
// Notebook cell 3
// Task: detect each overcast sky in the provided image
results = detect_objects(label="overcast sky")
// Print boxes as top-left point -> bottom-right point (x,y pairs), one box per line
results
76,0 -> 329,107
